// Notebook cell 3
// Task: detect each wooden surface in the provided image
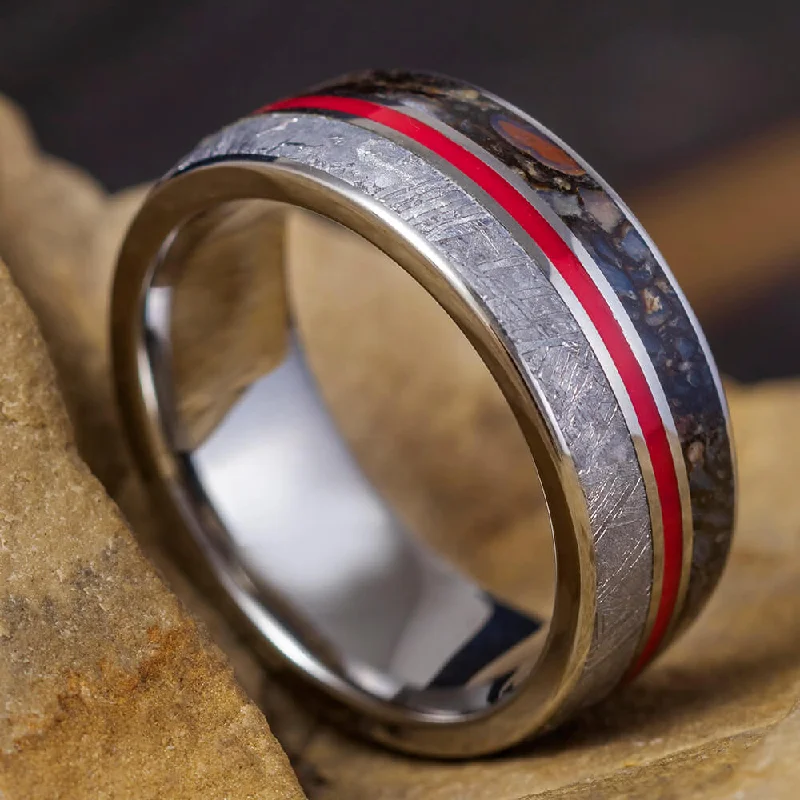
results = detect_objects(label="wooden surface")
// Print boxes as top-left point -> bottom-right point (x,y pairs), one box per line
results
2,92 -> 800,798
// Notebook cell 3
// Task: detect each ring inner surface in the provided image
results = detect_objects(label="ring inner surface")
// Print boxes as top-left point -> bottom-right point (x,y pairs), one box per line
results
150,198 -> 555,715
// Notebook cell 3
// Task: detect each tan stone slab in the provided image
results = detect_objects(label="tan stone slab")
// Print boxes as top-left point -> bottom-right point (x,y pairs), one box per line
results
710,702 -> 800,800
0,111 -> 304,798
0,95 -> 146,497
3,92 -> 800,798
272,383 -> 800,799
0,262 -> 305,799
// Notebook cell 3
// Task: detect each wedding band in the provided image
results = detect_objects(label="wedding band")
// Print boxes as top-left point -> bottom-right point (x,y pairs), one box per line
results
111,70 -> 736,757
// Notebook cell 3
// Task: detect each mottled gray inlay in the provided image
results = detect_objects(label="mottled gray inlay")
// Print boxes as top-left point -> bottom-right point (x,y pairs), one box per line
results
174,113 -> 653,705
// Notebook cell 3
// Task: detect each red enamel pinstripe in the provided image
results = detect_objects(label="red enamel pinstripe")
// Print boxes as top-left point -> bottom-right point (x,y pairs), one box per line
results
264,94 -> 682,673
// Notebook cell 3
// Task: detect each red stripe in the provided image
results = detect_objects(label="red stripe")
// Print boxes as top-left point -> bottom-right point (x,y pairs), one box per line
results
264,94 -> 682,671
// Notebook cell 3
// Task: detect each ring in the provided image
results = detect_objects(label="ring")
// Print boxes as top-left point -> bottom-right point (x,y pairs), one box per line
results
112,70 -> 736,757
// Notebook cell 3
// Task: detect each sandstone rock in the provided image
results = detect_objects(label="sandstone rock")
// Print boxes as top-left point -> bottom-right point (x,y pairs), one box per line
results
0,98 -> 304,799
273,381 -> 800,799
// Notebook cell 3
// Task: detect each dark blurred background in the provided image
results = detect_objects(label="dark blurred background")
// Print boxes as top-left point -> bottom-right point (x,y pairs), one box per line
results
1,0 -> 799,381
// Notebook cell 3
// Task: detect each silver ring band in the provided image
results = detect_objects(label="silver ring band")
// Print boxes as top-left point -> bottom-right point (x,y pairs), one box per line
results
111,70 -> 736,756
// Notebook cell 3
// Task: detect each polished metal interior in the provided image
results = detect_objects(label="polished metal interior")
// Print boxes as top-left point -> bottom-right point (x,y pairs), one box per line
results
147,199 -> 554,716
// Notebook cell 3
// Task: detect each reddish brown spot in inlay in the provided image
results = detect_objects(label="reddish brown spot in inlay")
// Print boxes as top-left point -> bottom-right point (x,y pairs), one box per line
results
492,116 -> 585,176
